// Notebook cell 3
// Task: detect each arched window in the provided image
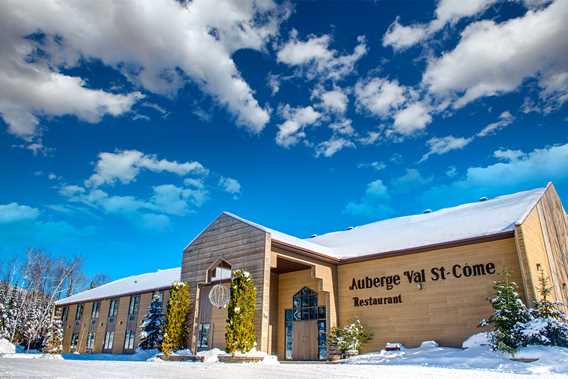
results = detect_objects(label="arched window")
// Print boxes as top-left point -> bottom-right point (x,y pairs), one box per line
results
207,260 -> 232,283
292,287 -> 318,320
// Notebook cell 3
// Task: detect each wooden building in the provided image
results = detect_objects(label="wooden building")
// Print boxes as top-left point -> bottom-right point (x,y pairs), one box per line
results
56,183 -> 568,360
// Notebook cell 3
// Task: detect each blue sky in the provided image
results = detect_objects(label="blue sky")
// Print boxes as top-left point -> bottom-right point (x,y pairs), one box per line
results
1,0 -> 567,281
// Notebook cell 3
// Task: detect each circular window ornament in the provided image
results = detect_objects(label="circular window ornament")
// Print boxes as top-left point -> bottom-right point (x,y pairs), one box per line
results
209,284 -> 230,308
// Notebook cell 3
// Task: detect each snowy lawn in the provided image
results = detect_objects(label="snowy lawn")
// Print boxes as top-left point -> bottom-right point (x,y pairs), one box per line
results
0,358 -> 567,379
343,340 -> 568,376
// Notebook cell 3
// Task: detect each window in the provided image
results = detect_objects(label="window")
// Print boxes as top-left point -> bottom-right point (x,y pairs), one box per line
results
108,299 -> 118,319
284,310 -> 293,360
152,290 -> 163,304
128,295 -> 140,319
61,306 -> 68,321
292,287 -> 318,321
86,331 -> 96,350
75,304 -> 84,321
124,330 -> 135,351
103,331 -> 114,350
91,302 -> 100,319
197,323 -> 210,351
208,260 -> 232,283
70,332 -> 79,351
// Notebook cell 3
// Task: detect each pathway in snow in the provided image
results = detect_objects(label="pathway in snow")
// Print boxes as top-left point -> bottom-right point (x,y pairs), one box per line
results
0,359 -> 566,379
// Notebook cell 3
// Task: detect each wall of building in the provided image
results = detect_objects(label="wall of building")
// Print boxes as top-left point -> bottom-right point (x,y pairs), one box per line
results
336,237 -> 524,351
516,185 -> 568,312
181,214 -> 271,353
59,288 -> 169,354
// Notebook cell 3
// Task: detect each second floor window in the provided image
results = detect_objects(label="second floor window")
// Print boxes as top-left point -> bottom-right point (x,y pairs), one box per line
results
128,295 -> 140,318
75,304 -> 84,321
108,299 -> 118,319
61,306 -> 68,321
91,302 -> 100,319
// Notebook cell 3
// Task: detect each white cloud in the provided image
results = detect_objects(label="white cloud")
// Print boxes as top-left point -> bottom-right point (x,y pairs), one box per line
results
0,202 -> 40,223
421,142 -> 568,208
344,179 -> 393,217
317,88 -> 349,114
423,0 -> 568,109
277,31 -> 367,81
0,0 -> 289,139
151,184 -> 207,216
420,135 -> 473,162
392,102 -> 432,135
358,161 -> 387,171
383,0 -> 500,50
218,177 -> 241,195
86,150 -> 208,187
477,111 -> 515,137
355,78 -> 407,117
276,105 -> 322,147
315,137 -> 355,158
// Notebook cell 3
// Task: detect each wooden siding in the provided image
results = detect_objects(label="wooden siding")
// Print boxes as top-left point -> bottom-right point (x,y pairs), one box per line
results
181,213 -> 271,353
337,237 -> 523,351
516,184 -> 568,312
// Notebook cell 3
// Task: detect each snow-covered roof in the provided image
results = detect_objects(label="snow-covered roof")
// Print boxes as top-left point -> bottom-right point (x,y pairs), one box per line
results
56,268 -> 180,306
230,186 -> 545,260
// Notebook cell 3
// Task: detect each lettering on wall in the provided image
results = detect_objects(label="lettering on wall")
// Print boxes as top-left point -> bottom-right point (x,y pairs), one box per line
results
349,262 -> 497,308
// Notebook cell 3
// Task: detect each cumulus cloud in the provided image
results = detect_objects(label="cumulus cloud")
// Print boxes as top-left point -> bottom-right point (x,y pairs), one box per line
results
218,177 -> 241,195
86,150 -> 208,187
421,142 -> 568,209
422,0 -> 568,109
277,31 -> 367,81
0,202 -> 40,223
315,88 -> 349,114
392,102 -> 432,135
276,105 -> 322,147
0,0 -> 289,141
420,135 -> 473,162
344,179 -> 394,217
383,0 -> 500,50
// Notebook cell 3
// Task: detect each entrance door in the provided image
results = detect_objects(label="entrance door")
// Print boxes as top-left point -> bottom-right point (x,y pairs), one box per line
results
292,320 -> 318,360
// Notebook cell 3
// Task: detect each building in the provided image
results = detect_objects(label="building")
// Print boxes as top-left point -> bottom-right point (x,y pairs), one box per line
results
56,183 -> 568,360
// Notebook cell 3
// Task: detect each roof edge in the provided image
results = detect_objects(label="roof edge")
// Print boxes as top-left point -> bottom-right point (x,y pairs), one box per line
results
514,183 -> 550,226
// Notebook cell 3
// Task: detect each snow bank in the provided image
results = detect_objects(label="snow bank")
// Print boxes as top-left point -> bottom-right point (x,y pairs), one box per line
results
462,332 -> 490,349
343,339 -> 568,375
195,348 -> 278,364
0,339 -> 16,354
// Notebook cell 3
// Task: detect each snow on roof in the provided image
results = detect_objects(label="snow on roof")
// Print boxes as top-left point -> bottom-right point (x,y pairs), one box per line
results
55,267 -> 180,306
228,187 -> 545,260
308,187 -> 545,259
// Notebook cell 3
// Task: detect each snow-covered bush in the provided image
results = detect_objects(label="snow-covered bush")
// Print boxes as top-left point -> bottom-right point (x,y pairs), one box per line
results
225,270 -> 256,354
480,271 -> 530,353
42,311 -> 63,353
139,293 -> 165,350
328,319 -> 372,357
481,269 -> 568,353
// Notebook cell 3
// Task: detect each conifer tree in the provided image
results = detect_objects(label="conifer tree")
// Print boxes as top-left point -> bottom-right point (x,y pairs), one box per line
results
225,270 -> 256,354
139,293 -> 165,350
161,282 -> 190,356
532,269 -> 566,320
480,271 -> 530,354
42,309 -> 63,354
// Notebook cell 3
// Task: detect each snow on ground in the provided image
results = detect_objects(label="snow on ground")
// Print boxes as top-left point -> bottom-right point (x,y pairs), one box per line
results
0,358 -> 566,379
0,339 -> 15,354
343,337 -> 568,375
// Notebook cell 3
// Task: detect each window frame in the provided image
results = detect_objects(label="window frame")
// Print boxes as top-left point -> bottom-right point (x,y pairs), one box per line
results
108,298 -> 118,320
103,330 -> 114,351
123,329 -> 135,351
128,295 -> 140,319
91,301 -> 100,319
75,303 -> 84,321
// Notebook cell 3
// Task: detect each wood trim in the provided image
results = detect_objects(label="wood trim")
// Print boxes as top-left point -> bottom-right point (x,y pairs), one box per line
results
271,240 -> 340,264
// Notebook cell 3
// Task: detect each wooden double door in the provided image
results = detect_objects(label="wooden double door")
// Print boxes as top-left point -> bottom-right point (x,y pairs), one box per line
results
292,320 -> 318,360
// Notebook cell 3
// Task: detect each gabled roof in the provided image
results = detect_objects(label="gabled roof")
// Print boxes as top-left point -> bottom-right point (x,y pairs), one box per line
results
227,186 -> 546,260
55,267 -> 180,306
